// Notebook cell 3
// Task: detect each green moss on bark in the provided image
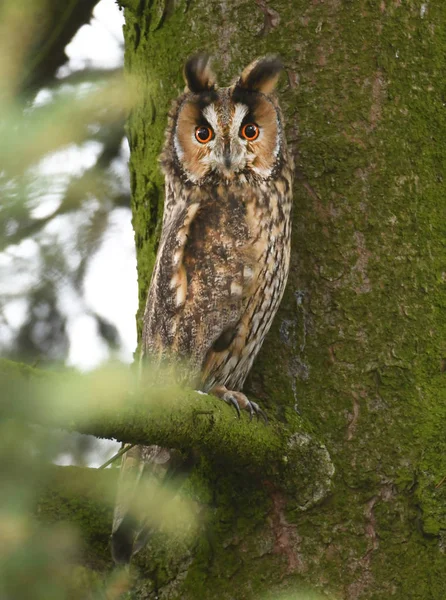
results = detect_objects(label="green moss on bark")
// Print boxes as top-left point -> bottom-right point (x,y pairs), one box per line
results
122,0 -> 446,597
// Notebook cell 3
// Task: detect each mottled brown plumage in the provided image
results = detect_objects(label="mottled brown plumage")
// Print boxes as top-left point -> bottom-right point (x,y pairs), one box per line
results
112,54 -> 293,563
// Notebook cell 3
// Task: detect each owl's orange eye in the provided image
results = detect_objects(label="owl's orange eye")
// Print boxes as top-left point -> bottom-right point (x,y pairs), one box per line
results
195,125 -> 213,143
241,123 -> 260,141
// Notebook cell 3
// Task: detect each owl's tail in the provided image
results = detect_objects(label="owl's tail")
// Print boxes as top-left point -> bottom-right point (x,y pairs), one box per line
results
111,443 -> 193,564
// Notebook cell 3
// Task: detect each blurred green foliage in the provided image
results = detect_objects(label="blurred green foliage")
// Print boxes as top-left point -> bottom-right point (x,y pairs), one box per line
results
0,358 -> 200,598
0,1 -> 133,596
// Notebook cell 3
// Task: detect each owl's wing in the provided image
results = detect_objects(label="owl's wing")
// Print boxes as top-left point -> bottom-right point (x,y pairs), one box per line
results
142,187 -> 252,385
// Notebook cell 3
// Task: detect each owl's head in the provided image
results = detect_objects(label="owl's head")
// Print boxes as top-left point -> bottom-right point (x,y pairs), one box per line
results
164,54 -> 286,185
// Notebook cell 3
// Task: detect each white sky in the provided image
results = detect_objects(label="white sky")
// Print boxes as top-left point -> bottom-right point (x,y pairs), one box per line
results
63,0 -> 125,72
51,1 -> 136,372
64,1 -> 137,371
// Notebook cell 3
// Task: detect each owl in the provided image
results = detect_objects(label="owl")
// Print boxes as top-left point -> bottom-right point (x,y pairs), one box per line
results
112,54 -> 294,563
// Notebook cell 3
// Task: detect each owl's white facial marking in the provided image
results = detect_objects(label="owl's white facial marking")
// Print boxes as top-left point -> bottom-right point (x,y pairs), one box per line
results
230,104 -> 249,137
198,102 -> 253,179
201,104 -> 220,131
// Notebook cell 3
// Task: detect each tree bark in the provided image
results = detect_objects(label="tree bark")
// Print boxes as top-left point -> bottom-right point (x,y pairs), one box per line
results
118,0 -> 446,598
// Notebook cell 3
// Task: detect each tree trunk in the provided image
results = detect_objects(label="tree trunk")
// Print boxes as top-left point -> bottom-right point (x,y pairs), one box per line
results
123,0 -> 446,597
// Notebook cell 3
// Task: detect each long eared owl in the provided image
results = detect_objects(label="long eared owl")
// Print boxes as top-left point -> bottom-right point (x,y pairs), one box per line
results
112,54 -> 293,563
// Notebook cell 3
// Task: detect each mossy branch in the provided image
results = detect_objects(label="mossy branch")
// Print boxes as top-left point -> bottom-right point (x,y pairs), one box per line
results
36,465 -> 117,564
0,358 -> 334,503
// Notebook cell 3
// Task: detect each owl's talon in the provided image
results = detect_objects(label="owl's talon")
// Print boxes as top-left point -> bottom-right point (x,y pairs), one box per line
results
223,393 -> 241,418
250,401 -> 268,424
212,386 -> 267,423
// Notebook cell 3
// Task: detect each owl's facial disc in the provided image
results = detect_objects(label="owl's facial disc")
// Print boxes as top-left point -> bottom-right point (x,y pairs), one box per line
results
174,92 -> 280,184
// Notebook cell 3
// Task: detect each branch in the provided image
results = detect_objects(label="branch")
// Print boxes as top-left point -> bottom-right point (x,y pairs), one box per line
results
0,359 -> 334,505
36,465 -> 116,565
21,0 -> 101,95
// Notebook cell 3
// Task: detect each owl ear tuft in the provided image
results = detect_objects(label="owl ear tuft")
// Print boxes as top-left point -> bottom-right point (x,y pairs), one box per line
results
237,56 -> 283,94
184,54 -> 217,93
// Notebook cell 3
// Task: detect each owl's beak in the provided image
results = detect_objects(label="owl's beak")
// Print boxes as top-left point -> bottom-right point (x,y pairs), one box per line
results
214,140 -> 239,179
219,142 -> 236,180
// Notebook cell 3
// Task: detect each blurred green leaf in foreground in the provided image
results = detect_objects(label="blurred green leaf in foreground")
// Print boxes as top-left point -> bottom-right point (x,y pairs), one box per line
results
0,358 -> 203,599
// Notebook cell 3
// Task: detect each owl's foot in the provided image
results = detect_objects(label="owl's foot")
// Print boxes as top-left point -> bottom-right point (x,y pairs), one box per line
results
211,386 -> 268,423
